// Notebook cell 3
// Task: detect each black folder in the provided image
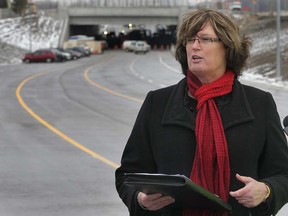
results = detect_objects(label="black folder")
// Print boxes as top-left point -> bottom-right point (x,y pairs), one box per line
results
124,173 -> 232,212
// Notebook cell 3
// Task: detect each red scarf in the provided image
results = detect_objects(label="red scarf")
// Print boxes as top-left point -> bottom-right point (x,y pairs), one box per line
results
183,70 -> 234,216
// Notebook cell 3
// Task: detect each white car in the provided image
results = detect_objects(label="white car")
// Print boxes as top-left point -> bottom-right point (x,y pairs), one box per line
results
134,41 -> 150,54
230,1 -> 242,11
122,40 -> 137,51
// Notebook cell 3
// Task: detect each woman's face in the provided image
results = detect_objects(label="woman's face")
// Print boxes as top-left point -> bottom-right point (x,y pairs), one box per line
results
185,22 -> 227,83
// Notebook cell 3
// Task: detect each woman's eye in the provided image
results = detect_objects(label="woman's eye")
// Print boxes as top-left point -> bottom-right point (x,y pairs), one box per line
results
202,37 -> 211,41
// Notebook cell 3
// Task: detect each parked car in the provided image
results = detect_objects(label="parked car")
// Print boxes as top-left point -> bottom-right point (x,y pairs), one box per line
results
71,46 -> 91,56
122,40 -> 137,52
66,48 -> 85,58
65,48 -> 84,60
57,47 -> 79,60
50,48 -> 72,61
22,49 -> 57,63
230,1 -> 242,11
134,41 -> 151,54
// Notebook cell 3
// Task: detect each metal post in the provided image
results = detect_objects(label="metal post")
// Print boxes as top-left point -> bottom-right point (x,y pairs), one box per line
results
276,0 -> 281,79
226,0 -> 229,15
29,25 -> 32,52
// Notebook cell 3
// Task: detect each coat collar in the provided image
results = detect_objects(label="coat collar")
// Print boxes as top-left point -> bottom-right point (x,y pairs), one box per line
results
161,78 -> 255,131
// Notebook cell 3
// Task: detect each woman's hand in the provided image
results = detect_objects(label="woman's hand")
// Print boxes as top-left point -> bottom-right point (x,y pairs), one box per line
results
137,192 -> 175,211
229,174 -> 269,208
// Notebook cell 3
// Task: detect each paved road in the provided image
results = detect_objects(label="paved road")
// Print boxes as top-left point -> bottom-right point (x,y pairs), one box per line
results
0,50 -> 287,216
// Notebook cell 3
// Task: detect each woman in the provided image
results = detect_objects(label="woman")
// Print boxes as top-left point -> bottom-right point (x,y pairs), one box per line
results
115,9 -> 288,216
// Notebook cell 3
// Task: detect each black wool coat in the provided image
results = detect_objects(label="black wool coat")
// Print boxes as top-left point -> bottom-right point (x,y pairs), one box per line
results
115,78 -> 288,216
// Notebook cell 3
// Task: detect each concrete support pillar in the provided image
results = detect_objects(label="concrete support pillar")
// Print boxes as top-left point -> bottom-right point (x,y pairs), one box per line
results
6,0 -> 11,8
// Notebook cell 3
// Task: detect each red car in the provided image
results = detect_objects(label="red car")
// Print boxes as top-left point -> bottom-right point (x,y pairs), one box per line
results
22,49 -> 57,63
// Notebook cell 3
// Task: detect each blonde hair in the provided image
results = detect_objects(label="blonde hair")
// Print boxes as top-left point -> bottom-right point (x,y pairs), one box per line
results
175,9 -> 251,77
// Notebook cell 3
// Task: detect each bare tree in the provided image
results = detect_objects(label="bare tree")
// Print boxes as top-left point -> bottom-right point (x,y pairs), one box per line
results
11,0 -> 28,15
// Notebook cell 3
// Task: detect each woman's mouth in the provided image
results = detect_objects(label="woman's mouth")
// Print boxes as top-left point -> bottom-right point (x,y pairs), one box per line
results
192,55 -> 203,62
192,55 -> 202,60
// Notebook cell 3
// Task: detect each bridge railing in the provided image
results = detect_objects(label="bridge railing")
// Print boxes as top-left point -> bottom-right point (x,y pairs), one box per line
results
57,0 -> 193,8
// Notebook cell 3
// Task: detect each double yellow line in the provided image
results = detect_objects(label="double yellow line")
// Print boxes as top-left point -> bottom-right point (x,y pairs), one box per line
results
16,62 -> 141,169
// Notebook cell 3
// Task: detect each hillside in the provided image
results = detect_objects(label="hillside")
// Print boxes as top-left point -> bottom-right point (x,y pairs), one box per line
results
0,13 -> 63,65
234,14 -> 288,80
0,41 -> 27,65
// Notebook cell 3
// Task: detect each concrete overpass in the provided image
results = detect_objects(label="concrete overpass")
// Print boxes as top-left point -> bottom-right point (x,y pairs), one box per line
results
67,7 -> 189,26
53,6 -> 190,46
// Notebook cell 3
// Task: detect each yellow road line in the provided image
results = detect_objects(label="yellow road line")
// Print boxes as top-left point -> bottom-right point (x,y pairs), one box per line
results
84,65 -> 144,103
16,72 -> 119,169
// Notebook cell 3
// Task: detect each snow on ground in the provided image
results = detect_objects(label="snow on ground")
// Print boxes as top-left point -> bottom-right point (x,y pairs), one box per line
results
0,12 -> 63,65
0,12 -> 287,89
241,67 -> 288,90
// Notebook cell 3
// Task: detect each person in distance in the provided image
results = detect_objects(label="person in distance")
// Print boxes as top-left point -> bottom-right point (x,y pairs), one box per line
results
115,9 -> 288,216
